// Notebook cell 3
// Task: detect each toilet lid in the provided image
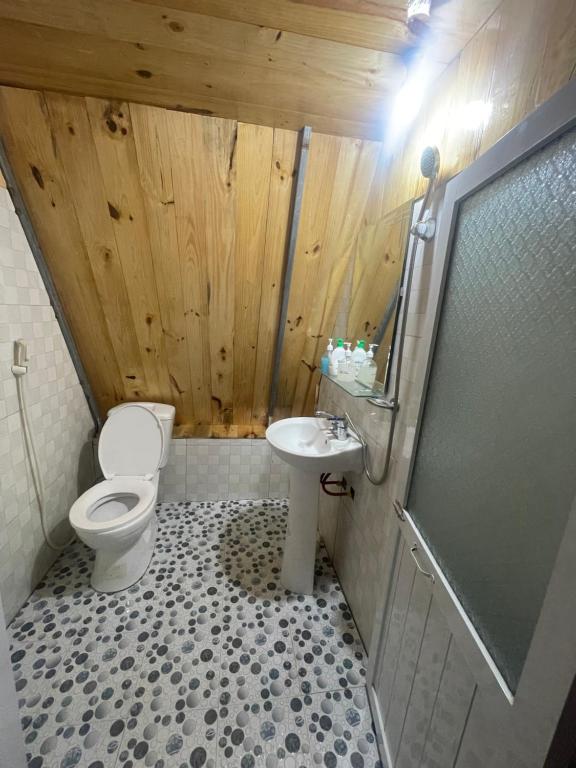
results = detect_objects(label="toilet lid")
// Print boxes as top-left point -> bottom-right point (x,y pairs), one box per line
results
98,404 -> 164,479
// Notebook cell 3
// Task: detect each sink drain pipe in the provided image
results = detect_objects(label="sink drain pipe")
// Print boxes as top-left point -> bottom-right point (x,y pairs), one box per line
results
320,473 -> 351,497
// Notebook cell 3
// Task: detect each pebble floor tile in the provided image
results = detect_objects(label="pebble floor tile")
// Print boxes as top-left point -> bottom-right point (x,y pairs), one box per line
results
8,499 -> 382,768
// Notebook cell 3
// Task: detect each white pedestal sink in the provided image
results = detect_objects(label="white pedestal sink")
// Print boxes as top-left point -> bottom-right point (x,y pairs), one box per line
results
266,417 -> 363,594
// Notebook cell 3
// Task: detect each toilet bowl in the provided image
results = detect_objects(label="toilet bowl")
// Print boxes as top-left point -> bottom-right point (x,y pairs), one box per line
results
69,402 -> 175,592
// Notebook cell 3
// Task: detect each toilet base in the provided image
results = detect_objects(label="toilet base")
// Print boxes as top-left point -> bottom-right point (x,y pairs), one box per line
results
90,517 -> 157,593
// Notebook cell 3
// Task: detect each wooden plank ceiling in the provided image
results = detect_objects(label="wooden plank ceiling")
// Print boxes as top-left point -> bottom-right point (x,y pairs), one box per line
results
0,0 -> 501,139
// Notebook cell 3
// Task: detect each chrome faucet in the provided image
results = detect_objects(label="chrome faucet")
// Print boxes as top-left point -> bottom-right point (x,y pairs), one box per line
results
314,410 -> 349,441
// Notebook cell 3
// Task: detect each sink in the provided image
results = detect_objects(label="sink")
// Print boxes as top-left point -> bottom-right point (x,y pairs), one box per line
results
265,417 -> 363,594
266,416 -> 363,472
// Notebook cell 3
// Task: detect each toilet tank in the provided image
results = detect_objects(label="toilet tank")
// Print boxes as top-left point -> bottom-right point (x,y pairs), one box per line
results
107,402 -> 175,469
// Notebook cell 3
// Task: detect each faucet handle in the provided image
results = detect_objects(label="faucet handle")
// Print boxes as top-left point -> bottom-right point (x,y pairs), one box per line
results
315,410 -> 338,420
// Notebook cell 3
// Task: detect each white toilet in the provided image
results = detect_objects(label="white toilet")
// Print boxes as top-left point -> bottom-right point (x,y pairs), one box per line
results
69,401 -> 175,592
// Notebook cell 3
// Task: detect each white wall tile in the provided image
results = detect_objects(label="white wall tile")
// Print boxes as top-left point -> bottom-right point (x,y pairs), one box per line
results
269,453 -> 290,499
0,186 -> 95,623
155,437 -> 290,503
158,439 -> 187,502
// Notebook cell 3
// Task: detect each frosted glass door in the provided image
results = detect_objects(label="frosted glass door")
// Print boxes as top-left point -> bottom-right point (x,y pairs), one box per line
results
406,128 -> 576,693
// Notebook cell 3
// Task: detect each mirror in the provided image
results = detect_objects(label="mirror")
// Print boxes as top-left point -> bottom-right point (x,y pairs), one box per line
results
328,196 -> 421,395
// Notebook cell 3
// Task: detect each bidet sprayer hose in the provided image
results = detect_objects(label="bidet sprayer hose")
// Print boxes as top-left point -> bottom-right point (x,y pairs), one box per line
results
14,367 -> 74,551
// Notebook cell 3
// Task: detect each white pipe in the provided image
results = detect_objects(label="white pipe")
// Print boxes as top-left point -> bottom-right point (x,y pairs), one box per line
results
13,348 -> 74,551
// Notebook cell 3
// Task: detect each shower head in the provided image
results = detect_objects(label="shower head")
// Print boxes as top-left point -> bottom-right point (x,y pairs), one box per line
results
411,145 -> 440,241
420,145 -> 440,179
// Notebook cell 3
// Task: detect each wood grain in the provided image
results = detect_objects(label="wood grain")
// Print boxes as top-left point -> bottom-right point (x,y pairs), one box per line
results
274,132 -> 342,418
251,128 -> 298,425
0,14 -> 395,140
200,116 -> 238,427
290,135 -> 380,415
378,0 -> 576,217
85,97 -> 171,403
130,102 -> 195,422
0,87 -> 124,413
0,86 -> 382,432
44,92 -> 146,401
233,123 -> 274,425
140,0 -> 500,64
347,201 -> 411,374
139,0 -> 408,53
0,0 -> 503,139
167,109 -> 214,425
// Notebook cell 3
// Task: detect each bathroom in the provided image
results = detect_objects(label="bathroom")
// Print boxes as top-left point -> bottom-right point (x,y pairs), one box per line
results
0,0 -> 575,766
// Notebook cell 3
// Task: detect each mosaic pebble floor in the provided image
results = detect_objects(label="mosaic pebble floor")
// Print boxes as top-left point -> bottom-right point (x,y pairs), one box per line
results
8,499 -> 383,768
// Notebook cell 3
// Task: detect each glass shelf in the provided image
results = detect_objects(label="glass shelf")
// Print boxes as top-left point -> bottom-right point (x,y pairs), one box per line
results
322,373 -> 384,398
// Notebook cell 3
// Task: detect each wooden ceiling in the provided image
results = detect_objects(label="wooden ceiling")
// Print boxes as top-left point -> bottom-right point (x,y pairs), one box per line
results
0,0 -> 501,138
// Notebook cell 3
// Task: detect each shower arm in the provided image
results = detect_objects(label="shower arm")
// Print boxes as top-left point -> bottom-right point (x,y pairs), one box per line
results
351,160 -> 439,486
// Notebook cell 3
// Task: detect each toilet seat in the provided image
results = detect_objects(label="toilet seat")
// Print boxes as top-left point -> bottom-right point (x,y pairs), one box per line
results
70,404 -> 164,536
70,477 -> 156,534
98,403 -> 164,480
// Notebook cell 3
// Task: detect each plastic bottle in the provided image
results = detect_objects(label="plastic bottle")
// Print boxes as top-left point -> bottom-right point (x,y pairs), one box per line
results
356,343 -> 378,387
351,340 -> 367,372
330,338 -> 346,376
337,342 -> 353,380
338,357 -> 355,382
321,338 -> 333,375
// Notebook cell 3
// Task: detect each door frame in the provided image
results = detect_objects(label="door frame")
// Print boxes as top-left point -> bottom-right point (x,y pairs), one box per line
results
367,76 -> 576,767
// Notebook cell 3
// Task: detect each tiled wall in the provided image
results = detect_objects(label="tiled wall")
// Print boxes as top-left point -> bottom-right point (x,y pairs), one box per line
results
316,381 -> 394,648
316,230 -> 430,650
93,437 -> 290,503
0,185 -> 95,623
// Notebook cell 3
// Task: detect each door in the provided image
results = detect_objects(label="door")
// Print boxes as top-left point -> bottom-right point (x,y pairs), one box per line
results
368,79 -> 576,768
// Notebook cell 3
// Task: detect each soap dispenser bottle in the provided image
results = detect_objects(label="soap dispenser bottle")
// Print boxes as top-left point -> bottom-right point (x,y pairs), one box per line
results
351,340 -> 367,372
321,338 -> 334,375
337,342 -> 353,380
356,343 -> 378,387
330,338 -> 345,376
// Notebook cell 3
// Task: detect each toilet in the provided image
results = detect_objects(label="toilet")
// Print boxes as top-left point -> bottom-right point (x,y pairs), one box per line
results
69,401 -> 175,592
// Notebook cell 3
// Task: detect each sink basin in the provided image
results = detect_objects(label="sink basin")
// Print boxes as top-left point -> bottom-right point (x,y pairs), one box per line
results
265,417 -> 363,594
266,417 -> 363,473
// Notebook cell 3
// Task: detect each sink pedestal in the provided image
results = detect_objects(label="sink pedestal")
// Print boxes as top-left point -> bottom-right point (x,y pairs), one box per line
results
280,467 -> 319,595
266,417 -> 362,595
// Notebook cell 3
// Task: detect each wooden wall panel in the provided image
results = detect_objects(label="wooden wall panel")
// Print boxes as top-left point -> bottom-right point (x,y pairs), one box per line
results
168,109 -> 222,428
43,93 -> 146,402
85,97 -> 172,404
233,123 -> 274,426
251,129 -> 299,425
274,132 -> 341,419
0,88 -> 124,413
377,0 -> 576,219
0,85 -> 385,434
130,102 -> 195,417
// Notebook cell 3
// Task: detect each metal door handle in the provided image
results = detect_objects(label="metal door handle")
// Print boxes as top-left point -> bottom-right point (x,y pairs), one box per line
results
410,544 -> 435,583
